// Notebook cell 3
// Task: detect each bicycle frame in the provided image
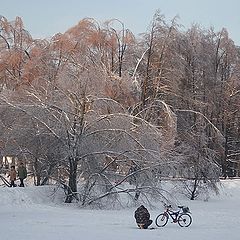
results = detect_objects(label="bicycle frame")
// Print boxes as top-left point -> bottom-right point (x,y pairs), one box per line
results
163,208 -> 179,222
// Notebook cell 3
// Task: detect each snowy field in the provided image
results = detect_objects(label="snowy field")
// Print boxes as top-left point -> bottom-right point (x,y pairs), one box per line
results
1,180 -> 240,240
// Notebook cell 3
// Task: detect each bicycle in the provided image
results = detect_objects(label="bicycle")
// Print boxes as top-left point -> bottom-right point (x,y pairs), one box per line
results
155,205 -> 192,227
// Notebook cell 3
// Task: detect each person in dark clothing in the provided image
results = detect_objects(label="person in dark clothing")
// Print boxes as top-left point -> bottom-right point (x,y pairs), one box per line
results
17,162 -> 27,187
134,205 -> 153,229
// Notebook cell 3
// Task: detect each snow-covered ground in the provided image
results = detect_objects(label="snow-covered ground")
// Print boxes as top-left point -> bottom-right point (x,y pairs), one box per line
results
1,180 -> 240,240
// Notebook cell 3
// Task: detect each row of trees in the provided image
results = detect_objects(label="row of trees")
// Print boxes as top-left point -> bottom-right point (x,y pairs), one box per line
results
0,12 -> 239,205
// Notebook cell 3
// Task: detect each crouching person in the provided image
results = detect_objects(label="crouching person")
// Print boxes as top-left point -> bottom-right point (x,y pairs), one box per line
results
134,205 -> 152,229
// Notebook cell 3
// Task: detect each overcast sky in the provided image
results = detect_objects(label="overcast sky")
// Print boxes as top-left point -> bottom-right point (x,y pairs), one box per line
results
1,0 -> 239,45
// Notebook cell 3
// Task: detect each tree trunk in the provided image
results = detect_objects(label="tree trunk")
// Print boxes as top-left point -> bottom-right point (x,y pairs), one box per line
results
65,158 -> 78,203
190,178 -> 199,200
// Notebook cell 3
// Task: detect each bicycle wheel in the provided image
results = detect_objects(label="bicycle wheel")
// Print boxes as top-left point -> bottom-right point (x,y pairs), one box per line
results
155,213 -> 169,227
177,213 -> 192,227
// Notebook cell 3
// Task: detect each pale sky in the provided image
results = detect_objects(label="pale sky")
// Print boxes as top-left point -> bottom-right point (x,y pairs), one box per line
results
1,0 -> 239,45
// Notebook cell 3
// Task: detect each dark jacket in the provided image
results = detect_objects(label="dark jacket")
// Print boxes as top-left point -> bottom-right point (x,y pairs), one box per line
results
18,165 -> 27,179
134,205 -> 150,224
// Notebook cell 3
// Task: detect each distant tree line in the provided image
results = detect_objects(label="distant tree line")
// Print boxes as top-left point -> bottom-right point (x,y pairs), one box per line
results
0,12 -> 239,204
